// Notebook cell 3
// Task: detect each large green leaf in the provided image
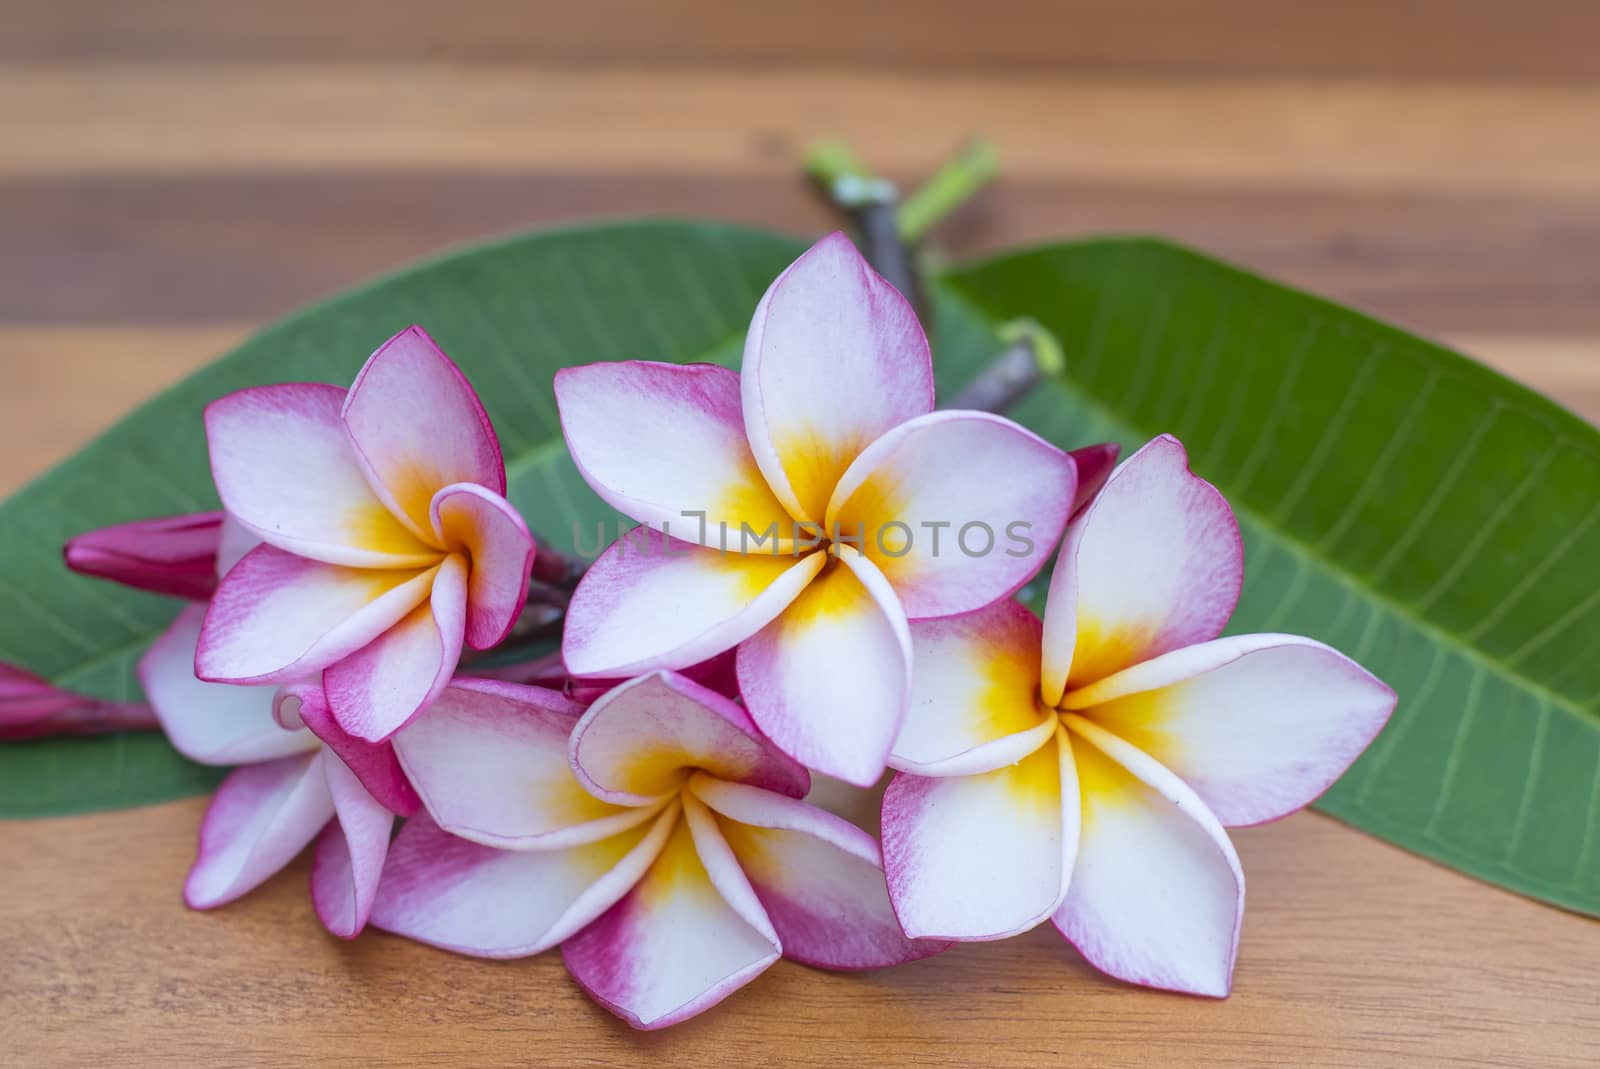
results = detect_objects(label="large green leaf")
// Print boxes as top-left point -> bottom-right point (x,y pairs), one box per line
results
4,222 -> 1595,919
939,240 -> 1600,915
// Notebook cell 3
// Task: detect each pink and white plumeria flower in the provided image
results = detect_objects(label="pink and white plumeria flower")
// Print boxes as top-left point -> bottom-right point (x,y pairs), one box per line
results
881,435 -> 1397,996
139,606 -> 418,938
555,233 -> 1077,784
196,326 -> 536,742
372,670 -> 940,1029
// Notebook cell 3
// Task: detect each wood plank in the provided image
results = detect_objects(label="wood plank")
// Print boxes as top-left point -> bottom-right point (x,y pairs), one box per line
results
4,174 -> 1599,335
2,327 -> 1591,502
7,0 -> 1600,81
5,65 -> 1599,195
1,798 -> 1594,1067
0,327 -> 245,497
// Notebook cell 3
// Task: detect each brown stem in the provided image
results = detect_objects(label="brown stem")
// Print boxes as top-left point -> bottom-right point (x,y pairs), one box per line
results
945,339 -> 1040,412
531,534 -> 585,589
944,320 -> 1063,413
837,181 -> 926,323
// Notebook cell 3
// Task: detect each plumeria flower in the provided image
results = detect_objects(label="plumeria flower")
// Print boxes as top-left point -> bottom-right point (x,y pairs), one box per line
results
195,326 -> 535,741
63,510 -> 228,601
139,605 -> 418,938
372,670 -> 940,1029
555,234 -> 1077,784
881,435 -> 1396,996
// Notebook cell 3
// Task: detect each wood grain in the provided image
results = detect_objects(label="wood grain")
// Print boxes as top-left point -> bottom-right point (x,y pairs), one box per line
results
1,799 -> 1596,1069
7,0 -> 1600,81
7,65 -> 1599,196
5,175 -> 1599,334
2,2 -> 1598,1064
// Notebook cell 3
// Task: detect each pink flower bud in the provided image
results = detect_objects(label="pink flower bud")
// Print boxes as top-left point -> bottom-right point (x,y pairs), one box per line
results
64,511 -> 225,601
0,662 -> 156,740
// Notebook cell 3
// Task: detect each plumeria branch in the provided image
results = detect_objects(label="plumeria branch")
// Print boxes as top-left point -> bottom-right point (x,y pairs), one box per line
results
945,318 -> 1066,412
804,138 -> 999,244
487,579 -> 570,647
529,533 -> 585,588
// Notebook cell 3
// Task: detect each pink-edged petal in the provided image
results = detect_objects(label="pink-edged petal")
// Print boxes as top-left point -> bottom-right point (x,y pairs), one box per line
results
682,792 -> 780,945
693,775 -> 942,969
882,728 -> 1078,941
1068,443 -> 1121,517
741,232 -> 934,524
562,529 -> 824,678
1065,634 -> 1397,826
197,544 -> 437,685
1041,434 -> 1243,706
275,683 -> 418,816
891,598 -> 1056,776
183,751 -> 334,910
555,361 -> 794,545
205,383 -> 442,566
64,511 -> 224,601
429,482 -> 535,649
341,325 -> 506,540
323,554 -> 467,742
570,671 -> 808,806
391,678 -> 651,848
827,411 -> 1075,619
563,803 -> 780,1030
139,605 -> 317,765
737,547 -> 910,787
1056,714 -> 1244,998
372,805 -> 676,959
311,751 -> 395,939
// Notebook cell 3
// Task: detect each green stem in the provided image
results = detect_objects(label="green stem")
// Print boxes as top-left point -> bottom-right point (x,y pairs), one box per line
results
898,139 -> 1000,242
803,140 -> 877,192
805,138 -> 999,242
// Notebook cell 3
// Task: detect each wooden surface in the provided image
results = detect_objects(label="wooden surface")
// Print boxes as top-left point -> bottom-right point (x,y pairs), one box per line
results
2,3 -> 1598,1065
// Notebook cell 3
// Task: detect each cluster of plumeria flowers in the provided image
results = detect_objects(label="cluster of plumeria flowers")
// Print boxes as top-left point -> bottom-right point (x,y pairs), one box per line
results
6,233 -> 1396,1027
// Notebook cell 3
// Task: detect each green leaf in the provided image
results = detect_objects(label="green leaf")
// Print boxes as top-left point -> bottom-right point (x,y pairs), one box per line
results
938,239 -> 1600,916
0,221 -> 815,816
